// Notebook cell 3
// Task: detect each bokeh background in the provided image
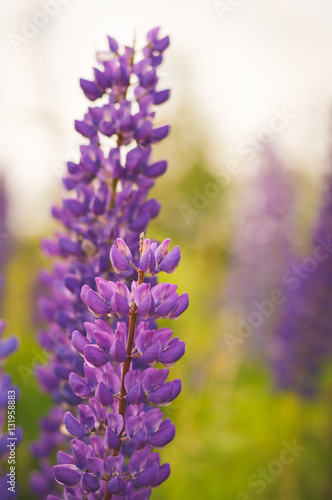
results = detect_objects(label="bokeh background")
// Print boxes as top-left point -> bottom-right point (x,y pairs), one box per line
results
1,1 -> 332,499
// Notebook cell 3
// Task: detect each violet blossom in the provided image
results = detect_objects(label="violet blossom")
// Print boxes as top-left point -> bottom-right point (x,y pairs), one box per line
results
31,28 -> 188,499
0,320 -> 22,499
50,235 -> 187,499
272,156 -> 332,396
223,146 -> 294,354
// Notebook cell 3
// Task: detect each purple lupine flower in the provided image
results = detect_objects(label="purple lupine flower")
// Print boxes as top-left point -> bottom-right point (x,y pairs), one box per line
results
51,233 -> 187,499
31,28 -> 186,499
271,149 -> 332,396
222,146 -> 294,354
0,319 -> 22,499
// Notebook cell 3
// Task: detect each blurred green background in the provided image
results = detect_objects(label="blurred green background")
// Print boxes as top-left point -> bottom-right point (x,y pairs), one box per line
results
2,108 -> 332,500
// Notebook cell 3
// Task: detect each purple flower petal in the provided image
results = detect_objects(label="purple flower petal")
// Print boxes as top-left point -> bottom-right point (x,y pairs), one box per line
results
111,292 -> 129,317
141,368 -> 169,393
64,199 -> 88,216
102,369 -> 121,395
95,277 -> 116,303
154,327 -> 173,348
154,36 -> 170,52
143,409 -> 163,434
75,120 -> 96,138
131,426 -> 148,450
135,329 -> 154,353
104,455 -> 124,476
158,246 -> 181,274
155,293 -> 178,319
148,423 -> 175,449
169,293 -> 189,319
109,338 -> 127,363
94,329 -> 113,352
72,330 -> 90,355
107,476 -> 125,495
69,373 -> 94,398
153,89 -> 170,105
110,245 -> 131,274
0,336 -> 18,359
139,249 -> 156,274
137,294 -> 155,319
107,413 -> 123,435
81,286 -> 111,317
80,79 -> 103,101
151,125 -> 170,143
151,283 -> 177,305
148,382 -> 174,406
53,465 -> 82,486
116,238 -> 133,263
87,456 -> 104,478
146,160 -> 168,178
141,341 -> 162,365
159,340 -> 185,367
57,451 -> 74,465
126,382 -> 144,405
135,462 -> 158,487
152,463 -> 171,487
104,427 -> 120,450
154,239 -> 170,265
64,412 -> 88,438
81,472 -> 100,493
96,381 -> 113,407
84,364 -> 99,388
125,415 -> 140,439
84,345 -> 109,367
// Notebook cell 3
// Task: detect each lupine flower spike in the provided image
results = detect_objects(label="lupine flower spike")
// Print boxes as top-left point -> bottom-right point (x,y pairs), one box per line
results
50,233 -> 188,499
31,28 -> 188,500
272,146 -> 332,396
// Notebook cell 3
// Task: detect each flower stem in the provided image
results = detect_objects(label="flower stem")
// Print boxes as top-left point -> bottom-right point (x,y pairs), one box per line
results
113,268 -> 144,455
110,178 -> 118,209
104,234 -> 145,500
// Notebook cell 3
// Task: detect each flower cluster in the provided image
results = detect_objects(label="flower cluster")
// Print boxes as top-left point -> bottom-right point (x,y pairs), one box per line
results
272,156 -> 332,396
82,238 -> 185,322
0,320 -> 22,499
31,28 -> 187,499
50,235 -> 188,499
223,146 -> 294,354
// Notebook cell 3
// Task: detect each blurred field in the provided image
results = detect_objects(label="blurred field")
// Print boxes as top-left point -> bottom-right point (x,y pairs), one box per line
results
1,112 -> 332,500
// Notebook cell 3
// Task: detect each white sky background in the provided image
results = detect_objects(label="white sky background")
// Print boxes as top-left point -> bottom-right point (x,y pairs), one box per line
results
1,0 -> 332,236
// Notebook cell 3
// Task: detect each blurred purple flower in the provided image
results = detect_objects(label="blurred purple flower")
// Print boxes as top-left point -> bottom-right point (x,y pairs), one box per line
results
0,320 -> 22,499
272,148 -> 332,396
222,146 -> 294,354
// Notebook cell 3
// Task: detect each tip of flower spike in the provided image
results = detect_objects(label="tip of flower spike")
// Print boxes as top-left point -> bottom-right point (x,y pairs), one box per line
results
110,244 -> 131,274
107,35 -> 119,53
